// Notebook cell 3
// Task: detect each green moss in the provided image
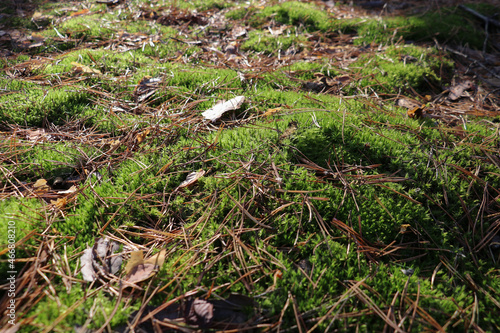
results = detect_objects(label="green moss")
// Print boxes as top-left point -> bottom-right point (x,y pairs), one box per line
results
355,4 -> 499,49
0,199 -> 44,281
2,0 -> 500,331
241,29 -> 307,55
226,7 -> 253,21
0,79 -> 90,126
349,44 -> 452,94
25,287 -> 137,331
260,1 -> 333,32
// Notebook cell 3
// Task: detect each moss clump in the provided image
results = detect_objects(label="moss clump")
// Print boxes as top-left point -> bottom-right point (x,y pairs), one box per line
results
2,0 -> 500,331
0,80 -> 90,126
261,1 -> 333,32
350,44 -> 452,94
242,29 -> 307,55
0,199 -> 43,280
355,4 -> 499,49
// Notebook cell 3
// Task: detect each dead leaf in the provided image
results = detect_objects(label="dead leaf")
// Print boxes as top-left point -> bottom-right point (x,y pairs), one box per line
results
335,75 -> 351,84
80,248 -> 96,282
50,197 -> 67,209
271,269 -> 283,290
26,128 -> 46,142
33,179 -> 49,194
399,224 -> 411,233
231,26 -> 247,38
279,121 -> 299,140
144,249 -> 166,266
58,185 -> 78,194
124,251 -> 144,275
448,80 -> 474,101
125,263 -> 159,284
407,106 -> 424,119
224,41 -> 239,55
202,96 -> 245,122
177,170 -> 206,189
32,12 -> 44,20
124,249 -> 166,284
71,61 -> 101,75
269,25 -> 287,36
302,73 -> 349,93
137,293 -> 253,329
186,299 -> 214,327
33,178 -> 47,188
395,98 -> 420,110
80,238 -> 122,283
135,129 -> 150,144
262,107 -> 282,117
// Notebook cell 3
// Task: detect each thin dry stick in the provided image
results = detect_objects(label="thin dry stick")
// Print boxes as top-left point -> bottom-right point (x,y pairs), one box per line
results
226,191 -> 274,230
306,278 -> 366,333
383,291 -> 399,333
408,280 -> 420,332
290,292 -> 305,333
275,293 -> 292,333
348,281 -> 405,333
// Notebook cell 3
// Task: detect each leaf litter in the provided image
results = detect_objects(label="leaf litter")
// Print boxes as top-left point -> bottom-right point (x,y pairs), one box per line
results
1,0 -> 500,331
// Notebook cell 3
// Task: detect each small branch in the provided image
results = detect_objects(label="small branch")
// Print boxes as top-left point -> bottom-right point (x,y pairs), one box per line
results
458,5 -> 500,29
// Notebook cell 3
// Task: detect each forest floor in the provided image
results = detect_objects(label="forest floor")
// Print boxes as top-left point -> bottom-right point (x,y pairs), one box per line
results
1,0 -> 500,332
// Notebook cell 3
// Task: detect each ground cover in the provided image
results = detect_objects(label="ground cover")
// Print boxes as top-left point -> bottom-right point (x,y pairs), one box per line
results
1,0 -> 500,331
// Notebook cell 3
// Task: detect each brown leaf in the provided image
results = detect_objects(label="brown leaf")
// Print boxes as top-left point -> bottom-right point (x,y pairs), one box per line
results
268,25 -> 287,36
399,224 -> 411,233
262,107 -> 282,117
50,197 -> 67,209
407,106 -> 424,119
335,75 -> 351,84
33,179 -> 50,194
25,129 -> 46,142
124,249 -> 166,284
395,98 -> 420,110
186,299 -> 214,327
125,263 -> 159,284
449,80 -> 474,100
33,178 -> 47,188
230,26 -> 247,38
135,129 -> 150,144
32,12 -> 46,21
144,249 -> 166,267
124,251 -> 144,275
71,61 -> 101,74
